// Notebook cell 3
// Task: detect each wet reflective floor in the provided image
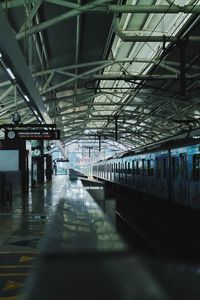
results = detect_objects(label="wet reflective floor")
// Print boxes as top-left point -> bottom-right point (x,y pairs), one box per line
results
0,175 -> 71,299
0,175 -> 125,299
0,175 -> 68,253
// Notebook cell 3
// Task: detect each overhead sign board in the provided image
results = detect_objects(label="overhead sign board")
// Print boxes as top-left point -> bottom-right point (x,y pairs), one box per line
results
5,129 -> 60,140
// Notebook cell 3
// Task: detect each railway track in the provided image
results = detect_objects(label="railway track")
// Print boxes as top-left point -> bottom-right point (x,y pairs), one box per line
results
116,208 -> 200,262
116,209 -> 172,259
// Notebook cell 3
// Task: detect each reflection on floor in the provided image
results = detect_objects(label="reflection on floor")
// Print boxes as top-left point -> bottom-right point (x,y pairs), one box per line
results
0,175 -> 68,299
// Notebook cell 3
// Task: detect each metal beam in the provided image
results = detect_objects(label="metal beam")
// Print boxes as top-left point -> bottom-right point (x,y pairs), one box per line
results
45,0 -> 79,9
74,0 -> 81,104
2,0 -> 37,9
43,72 -> 55,91
0,85 -> 13,102
34,58 -> 166,77
15,0 -> 111,40
109,5 -> 200,14
42,62 -> 112,94
14,0 -> 43,69
113,17 -> 200,42
36,60 -> 114,76
3,2 -> 200,16
35,12 -> 49,67
17,0 -> 43,34
0,5 -> 47,116
92,74 -> 178,80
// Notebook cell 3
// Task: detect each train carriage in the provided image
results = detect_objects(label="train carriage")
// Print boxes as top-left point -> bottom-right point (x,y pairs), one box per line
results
92,138 -> 200,210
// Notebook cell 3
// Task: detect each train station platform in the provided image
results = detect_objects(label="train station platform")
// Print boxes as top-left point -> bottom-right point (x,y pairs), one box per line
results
0,175 -> 200,299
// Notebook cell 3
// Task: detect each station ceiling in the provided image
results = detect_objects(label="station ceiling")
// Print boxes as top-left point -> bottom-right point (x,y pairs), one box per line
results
0,0 -> 200,150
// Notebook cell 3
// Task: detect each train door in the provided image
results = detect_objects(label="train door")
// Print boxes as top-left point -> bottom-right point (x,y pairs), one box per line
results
156,156 -> 166,199
121,162 -> 123,183
132,160 -> 135,186
127,161 -> 131,184
147,159 -> 154,194
170,155 -> 179,203
142,159 -> 147,190
179,153 -> 189,205
125,161 -> 127,184
115,163 -> 117,182
121,162 -> 124,183
118,162 -> 121,182
191,154 -> 200,207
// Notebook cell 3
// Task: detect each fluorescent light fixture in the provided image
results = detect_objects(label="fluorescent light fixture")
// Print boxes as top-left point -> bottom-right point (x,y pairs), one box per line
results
33,110 -> 38,116
24,95 -> 30,102
6,68 -> 15,80
0,52 -> 2,58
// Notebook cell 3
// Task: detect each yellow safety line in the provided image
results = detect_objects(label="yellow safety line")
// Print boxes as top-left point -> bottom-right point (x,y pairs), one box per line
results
0,273 -> 29,277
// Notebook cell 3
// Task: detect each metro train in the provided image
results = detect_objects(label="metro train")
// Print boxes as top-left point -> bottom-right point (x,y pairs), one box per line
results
92,137 -> 200,209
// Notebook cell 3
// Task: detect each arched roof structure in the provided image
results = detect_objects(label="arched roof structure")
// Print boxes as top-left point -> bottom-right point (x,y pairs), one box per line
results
0,0 -> 200,150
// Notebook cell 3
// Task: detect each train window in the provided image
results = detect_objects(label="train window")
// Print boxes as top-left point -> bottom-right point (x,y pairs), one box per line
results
163,158 -> 167,178
124,162 -> 126,176
136,161 -> 142,175
147,160 -> 154,176
193,154 -> 200,181
156,157 -> 161,177
172,157 -> 179,179
118,162 -> 120,174
116,163 -> 118,173
132,160 -> 135,174
121,163 -> 123,175
136,161 -> 140,175
180,154 -> 187,180
142,159 -> 146,175
128,162 -> 131,174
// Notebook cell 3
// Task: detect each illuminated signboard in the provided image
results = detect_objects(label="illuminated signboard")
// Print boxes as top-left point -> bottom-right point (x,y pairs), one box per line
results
5,129 -> 60,140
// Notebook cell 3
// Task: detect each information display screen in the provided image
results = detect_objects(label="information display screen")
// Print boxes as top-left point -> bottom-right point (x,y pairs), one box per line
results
5,129 -> 60,140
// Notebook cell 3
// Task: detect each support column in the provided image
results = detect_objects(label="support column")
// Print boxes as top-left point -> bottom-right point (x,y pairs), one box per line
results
114,116 -> 118,142
98,135 -> 101,152
45,154 -> 52,181
37,140 -> 44,184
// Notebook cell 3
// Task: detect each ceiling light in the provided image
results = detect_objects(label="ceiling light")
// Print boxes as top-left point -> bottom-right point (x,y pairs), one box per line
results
24,95 -> 30,102
6,68 -> 15,80
0,53 -> 2,58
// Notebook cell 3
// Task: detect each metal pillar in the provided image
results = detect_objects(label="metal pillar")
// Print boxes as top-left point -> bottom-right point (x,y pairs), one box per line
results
178,41 -> 187,97
37,140 -> 44,184
98,135 -> 101,152
114,116 -> 118,142
88,146 -> 93,158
